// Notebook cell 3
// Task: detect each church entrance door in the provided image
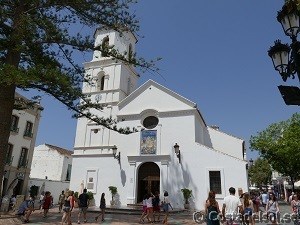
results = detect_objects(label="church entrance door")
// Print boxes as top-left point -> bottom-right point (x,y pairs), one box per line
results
137,162 -> 160,203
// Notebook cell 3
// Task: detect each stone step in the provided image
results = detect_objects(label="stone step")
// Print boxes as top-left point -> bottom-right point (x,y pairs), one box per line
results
86,205 -> 187,215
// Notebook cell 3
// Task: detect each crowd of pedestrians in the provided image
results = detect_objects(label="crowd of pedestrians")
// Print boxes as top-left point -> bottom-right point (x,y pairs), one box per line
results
203,187 -> 300,225
11,186 -> 300,225
13,188 -> 173,224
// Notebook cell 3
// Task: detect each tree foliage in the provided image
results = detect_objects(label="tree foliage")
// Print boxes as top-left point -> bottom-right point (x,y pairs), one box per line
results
248,158 -> 272,188
0,0 -> 160,195
249,113 -> 300,188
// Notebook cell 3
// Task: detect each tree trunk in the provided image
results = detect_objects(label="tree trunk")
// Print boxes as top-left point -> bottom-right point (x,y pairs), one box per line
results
0,84 -> 15,196
291,177 -> 295,192
0,1 -> 24,196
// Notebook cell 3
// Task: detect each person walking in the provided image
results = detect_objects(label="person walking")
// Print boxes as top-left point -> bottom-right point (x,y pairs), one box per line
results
142,193 -> 154,223
222,187 -> 242,225
162,191 -> 173,225
252,193 -> 260,213
139,194 -> 150,224
10,195 -> 16,211
95,193 -> 106,222
153,191 -> 161,223
290,192 -> 295,203
61,190 -> 73,225
58,191 -> 65,213
205,191 -> 220,225
42,191 -> 53,218
16,196 -> 35,223
238,188 -> 245,225
261,191 -> 269,209
70,191 -> 76,212
39,191 -> 44,210
266,193 -> 279,225
242,192 -> 254,225
291,193 -> 300,225
77,188 -> 89,224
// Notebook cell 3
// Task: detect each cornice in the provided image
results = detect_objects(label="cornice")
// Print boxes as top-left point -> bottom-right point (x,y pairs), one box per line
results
127,155 -> 171,164
117,109 -> 197,121
83,60 -> 139,77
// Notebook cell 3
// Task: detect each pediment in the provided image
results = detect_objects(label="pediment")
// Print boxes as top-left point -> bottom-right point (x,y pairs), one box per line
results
118,80 -> 197,115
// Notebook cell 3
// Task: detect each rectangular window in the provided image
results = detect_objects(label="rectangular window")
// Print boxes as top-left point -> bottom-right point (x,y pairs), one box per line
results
24,121 -> 33,137
87,177 -> 94,189
209,171 -> 222,194
66,164 -> 72,181
11,115 -> 19,133
86,169 -> 98,193
5,144 -> 13,165
18,148 -> 28,168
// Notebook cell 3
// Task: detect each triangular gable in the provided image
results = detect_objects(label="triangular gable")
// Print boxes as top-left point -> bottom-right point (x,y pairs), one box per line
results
118,80 -> 197,114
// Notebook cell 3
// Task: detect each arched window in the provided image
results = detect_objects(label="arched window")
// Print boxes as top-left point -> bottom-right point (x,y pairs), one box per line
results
128,43 -> 133,60
100,76 -> 105,90
97,72 -> 105,91
101,36 -> 109,57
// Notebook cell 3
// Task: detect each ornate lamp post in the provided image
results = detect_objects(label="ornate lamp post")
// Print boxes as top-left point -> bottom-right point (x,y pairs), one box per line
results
249,158 -> 254,167
268,0 -> 300,105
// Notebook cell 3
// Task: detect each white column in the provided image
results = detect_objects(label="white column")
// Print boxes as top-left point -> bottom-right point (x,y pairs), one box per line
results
160,160 -> 169,195
127,161 -> 136,204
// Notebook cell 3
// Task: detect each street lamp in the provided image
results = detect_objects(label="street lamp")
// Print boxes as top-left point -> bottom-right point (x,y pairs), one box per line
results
174,143 -> 181,163
249,158 -> 254,167
268,0 -> 300,105
112,145 -> 120,163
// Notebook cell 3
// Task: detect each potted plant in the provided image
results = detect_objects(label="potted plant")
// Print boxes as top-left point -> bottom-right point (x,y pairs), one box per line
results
108,186 -> 117,206
181,188 -> 192,209
86,191 -> 94,206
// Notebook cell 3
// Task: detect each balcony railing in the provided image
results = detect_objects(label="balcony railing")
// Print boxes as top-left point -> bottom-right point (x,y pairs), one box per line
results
5,156 -> 14,165
23,131 -> 33,138
18,159 -> 28,168
10,126 -> 19,133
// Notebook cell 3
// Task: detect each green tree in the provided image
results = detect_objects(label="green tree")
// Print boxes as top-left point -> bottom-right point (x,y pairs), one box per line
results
249,113 -> 300,191
0,0 -> 160,195
248,158 -> 272,188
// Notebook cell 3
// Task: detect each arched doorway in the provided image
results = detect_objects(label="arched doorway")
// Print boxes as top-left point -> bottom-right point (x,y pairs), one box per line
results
137,162 -> 160,203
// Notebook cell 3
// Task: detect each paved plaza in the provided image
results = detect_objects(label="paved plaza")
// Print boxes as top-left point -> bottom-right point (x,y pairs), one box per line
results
0,202 -> 295,225
0,206 -> 194,225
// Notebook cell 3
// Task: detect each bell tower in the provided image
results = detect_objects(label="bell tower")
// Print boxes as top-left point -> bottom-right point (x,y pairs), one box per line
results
74,28 -> 139,150
82,28 -> 139,111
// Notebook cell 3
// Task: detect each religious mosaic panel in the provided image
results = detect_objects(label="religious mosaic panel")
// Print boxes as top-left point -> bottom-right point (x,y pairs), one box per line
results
140,130 -> 157,155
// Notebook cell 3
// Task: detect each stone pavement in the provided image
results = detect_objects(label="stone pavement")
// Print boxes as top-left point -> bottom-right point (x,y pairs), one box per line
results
0,206 -> 195,225
0,201 -> 295,225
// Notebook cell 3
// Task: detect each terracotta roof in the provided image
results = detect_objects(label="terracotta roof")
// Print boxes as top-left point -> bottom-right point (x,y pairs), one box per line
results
45,144 -> 73,156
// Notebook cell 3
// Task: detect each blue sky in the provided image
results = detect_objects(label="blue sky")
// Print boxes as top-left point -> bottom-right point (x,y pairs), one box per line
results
22,1 -> 298,160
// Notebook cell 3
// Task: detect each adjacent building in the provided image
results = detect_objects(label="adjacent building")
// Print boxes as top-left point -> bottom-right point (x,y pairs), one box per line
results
2,92 -> 43,196
69,28 -> 249,210
29,144 -> 72,203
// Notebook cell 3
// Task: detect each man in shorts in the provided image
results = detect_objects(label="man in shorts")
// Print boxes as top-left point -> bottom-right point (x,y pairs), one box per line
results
222,187 -> 242,225
77,188 -> 89,224
16,196 -> 35,223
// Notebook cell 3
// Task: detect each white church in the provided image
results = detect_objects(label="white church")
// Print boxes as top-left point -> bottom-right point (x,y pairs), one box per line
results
69,28 -> 248,210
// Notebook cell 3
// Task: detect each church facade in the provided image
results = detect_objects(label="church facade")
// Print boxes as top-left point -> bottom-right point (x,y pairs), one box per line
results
69,29 -> 248,210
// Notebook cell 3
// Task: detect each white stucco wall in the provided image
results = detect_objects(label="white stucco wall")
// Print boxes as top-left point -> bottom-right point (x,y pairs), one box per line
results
207,127 -> 244,160
30,144 -> 72,181
70,127 -> 247,210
